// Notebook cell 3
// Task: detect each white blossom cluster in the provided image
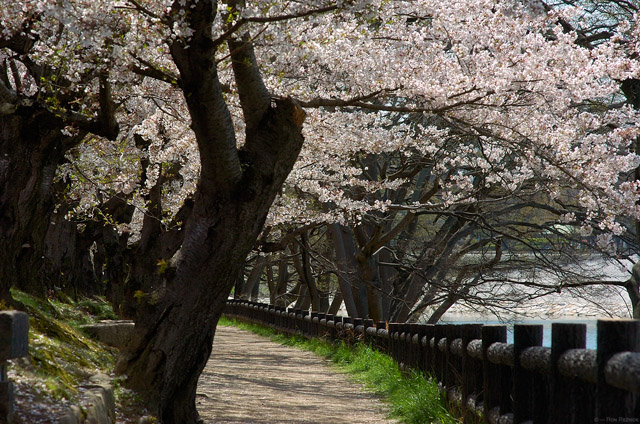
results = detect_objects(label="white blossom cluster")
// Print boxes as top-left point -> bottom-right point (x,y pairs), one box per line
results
248,0 -> 640,232
3,0 -> 640,240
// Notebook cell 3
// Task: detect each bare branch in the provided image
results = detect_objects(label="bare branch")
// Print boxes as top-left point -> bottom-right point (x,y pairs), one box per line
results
213,4 -> 339,47
298,90 -> 494,114
130,55 -> 180,86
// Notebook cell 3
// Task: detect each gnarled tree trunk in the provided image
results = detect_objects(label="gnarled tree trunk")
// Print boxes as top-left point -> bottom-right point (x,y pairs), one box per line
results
0,110 -> 83,303
116,3 -> 306,420
117,98 -> 304,422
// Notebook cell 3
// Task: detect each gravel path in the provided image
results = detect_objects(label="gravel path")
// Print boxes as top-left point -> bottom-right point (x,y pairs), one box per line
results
196,326 -> 395,424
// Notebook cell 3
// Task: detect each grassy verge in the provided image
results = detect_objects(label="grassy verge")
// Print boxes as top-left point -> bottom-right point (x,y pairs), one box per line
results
219,316 -> 457,424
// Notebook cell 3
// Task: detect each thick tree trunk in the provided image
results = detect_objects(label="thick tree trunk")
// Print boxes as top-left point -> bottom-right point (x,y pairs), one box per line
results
121,173 -> 190,319
42,195 -> 135,301
355,252 -> 384,322
117,96 -> 305,423
0,110 -> 82,303
116,2 -> 306,420
43,206 -> 93,299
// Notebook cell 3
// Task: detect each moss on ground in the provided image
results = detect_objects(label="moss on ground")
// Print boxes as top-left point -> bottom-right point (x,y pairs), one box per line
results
1,290 -> 156,422
8,290 -> 117,401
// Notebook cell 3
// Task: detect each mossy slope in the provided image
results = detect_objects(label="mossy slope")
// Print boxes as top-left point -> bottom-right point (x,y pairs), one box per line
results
9,290 -> 116,400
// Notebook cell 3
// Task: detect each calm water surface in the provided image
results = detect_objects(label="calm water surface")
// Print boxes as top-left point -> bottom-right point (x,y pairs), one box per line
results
439,317 -> 598,349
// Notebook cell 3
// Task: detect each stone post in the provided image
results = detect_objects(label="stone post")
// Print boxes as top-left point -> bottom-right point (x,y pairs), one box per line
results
0,311 -> 29,424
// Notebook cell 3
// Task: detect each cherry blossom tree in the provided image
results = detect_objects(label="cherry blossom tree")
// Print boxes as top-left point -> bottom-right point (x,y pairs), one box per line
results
252,0 -> 640,324
0,1 -> 121,302
256,139 -> 640,324
539,0 -> 640,316
3,0 -> 640,422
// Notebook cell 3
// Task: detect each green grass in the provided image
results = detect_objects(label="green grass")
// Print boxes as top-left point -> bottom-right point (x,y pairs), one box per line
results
219,317 -> 457,424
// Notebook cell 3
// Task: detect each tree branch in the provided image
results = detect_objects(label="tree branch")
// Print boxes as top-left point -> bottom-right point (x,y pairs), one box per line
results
97,75 -> 119,140
228,34 -> 271,131
298,90 -> 494,114
130,55 -> 180,86
212,4 -> 339,47
168,0 -> 241,189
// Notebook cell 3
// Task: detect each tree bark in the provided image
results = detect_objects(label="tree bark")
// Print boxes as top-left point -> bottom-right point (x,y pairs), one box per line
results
272,256 -> 290,306
116,2 -> 306,418
0,109 -> 83,303
117,96 -> 304,422
43,195 -> 134,300
626,262 -> 640,319
0,35 -> 117,304
291,234 -> 320,311
328,223 -> 364,317
328,291 -> 343,315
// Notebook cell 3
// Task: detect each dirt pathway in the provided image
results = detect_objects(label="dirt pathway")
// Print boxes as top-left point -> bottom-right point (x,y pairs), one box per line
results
196,326 -> 395,423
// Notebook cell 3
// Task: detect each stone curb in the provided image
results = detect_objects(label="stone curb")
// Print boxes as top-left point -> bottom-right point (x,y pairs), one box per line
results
60,374 -> 115,424
61,321 -> 136,423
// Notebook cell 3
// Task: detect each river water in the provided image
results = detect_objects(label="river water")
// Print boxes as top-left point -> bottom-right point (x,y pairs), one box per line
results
440,316 -> 598,348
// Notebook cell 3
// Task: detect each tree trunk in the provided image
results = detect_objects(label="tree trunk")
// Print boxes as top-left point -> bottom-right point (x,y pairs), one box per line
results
317,273 -> 331,312
116,2 -> 306,420
117,66 -> 304,424
355,252 -> 384,322
117,99 -> 305,423
240,255 -> 266,300
0,110 -> 83,304
626,262 -> 640,319
327,223 -> 362,317
272,257 -> 290,306
377,248 -> 395,321
328,291 -> 343,315
291,234 -> 320,311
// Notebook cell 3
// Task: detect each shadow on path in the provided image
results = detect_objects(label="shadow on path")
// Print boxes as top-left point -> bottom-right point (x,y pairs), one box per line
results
196,326 -> 395,424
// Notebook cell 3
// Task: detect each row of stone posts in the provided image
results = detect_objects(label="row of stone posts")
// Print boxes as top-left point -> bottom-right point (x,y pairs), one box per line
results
224,299 -> 640,424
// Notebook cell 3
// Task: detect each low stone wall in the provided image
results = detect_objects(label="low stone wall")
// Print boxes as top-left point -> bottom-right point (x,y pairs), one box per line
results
60,320 -> 136,423
79,321 -> 134,350
61,374 -> 115,424
2,312 -> 135,424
